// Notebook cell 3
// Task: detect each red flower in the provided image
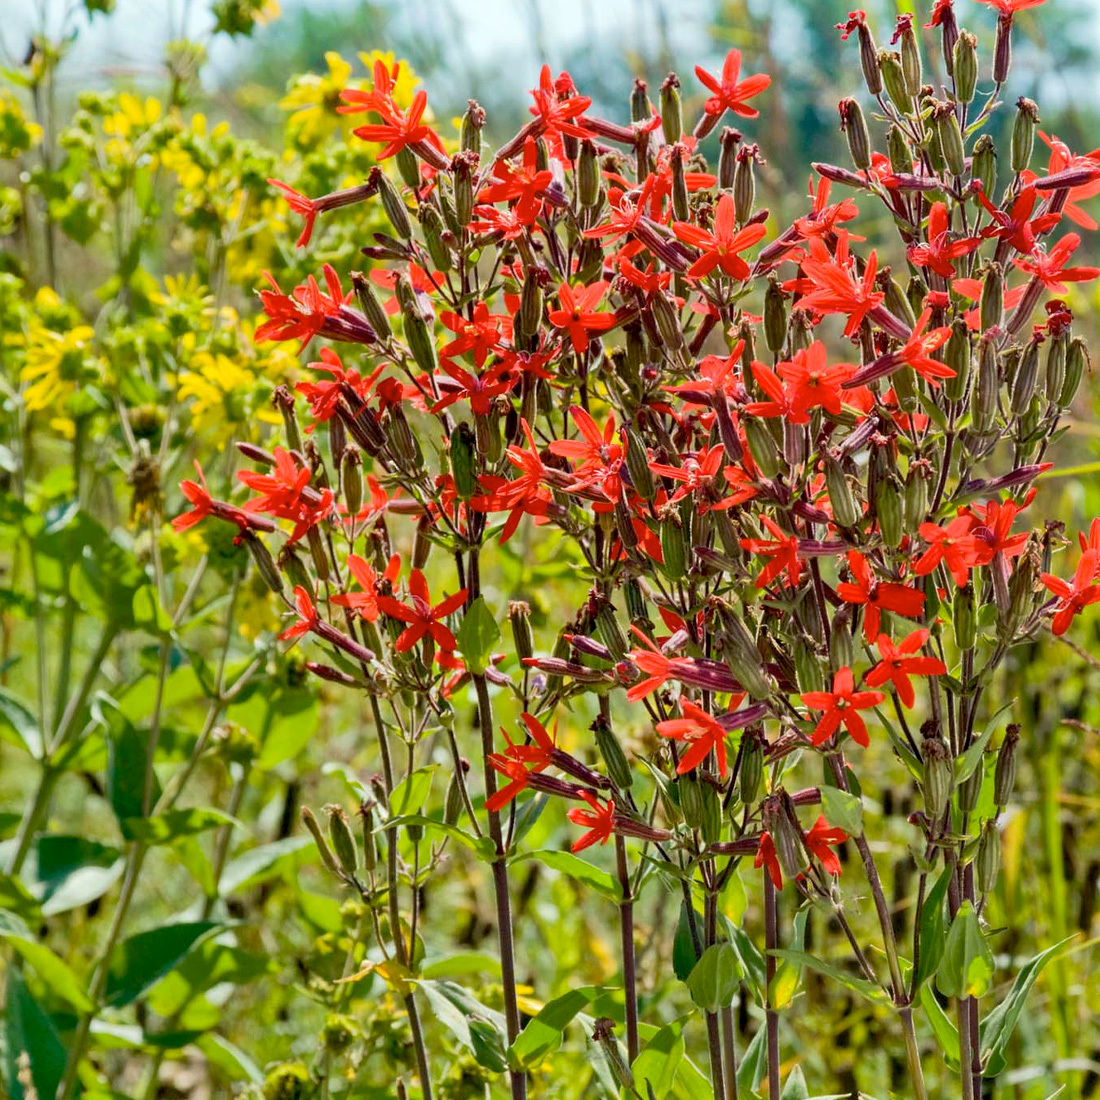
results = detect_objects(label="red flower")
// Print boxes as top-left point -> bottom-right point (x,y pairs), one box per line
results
741,516 -> 802,589
431,359 -> 516,416
255,265 -> 374,349
268,179 -> 320,248
755,816 -> 847,889
352,88 -> 435,160
968,499 -> 1030,562
1030,132 -> 1100,230
331,553 -> 401,622
648,444 -> 728,507
912,514 -> 982,586
280,586 -> 319,642
792,176 -> 861,243
906,202 -> 982,279
548,281 -> 618,354
527,64 -> 593,158
337,57 -> 405,120
656,699 -> 744,777
238,447 -> 333,543
977,185 -> 1061,255
744,360 -> 799,422
548,406 -> 624,502
865,630 -> 947,708
584,177 -> 657,243
439,302 -> 513,368
925,0 -> 955,27
673,193 -> 767,280
566,791 -> 615,852
1012,234 -> 1100,292
172,461 -> 260,535
694,48 -> 771,120
795,233 -> 884,338
1041,550 -> 1100,635
296,348 -> 386,428
376,570 -> 468,653
776,340 -> 853,420
801,666 -> 884,748
471,419 -> 555,543
479,138 -> 554,222
974,0 -> 1050,13
485,756 -> 532,813
837,551 -> 926,641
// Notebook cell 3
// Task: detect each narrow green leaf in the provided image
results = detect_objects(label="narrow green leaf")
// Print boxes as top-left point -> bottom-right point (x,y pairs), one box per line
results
769,950 -> 891,1005
0,932 -> 93,1012
4,969 -> 65,1100
632,1018 -> 685,1099
919,983 -> 960,1065
512,849 -> 621,902
914,866 -> 952,991
414,979 -> 508,1072
121,808 -> 236,844
220,836 -> 315,895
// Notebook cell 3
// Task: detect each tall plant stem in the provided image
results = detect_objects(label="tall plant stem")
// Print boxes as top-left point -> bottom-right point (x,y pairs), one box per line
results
615,835 -> 639,1063
704,880 -> 725,1100
763,873 -> 781,1100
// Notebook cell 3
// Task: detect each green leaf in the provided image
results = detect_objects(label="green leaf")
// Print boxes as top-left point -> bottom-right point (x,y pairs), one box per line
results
685,943 -> 741,1013
979,936 -> 1075,1070
421,953 -> 502,981
102,706 -> 161,826
509,986 -> 596,1068
936,901 -> 994,999
104,921 -> 224,1007
231,683 -> 319,772
820,787 -> 864,837
19,835 -> 124,916
220,836 -> 316,895
780,1065 -> 809,1100
512,849 -> 621,902
919,983 -> 960,1065
414,979 -> 508,1072
736,1024 -> 768,1098
3,969 -> 65,1100
455,596 -> 501,674
1,931 -> 94,1013
0,690 -> 43,757
768,951 -> 891,1005
384,814 -> 495,860
389,765 -> 438,820
672,898 -> 701,981
197,1033 -> 263,1084
121,808 -> 236,844
632,1017 -> 685,1099
954,724 -> 997,784
913,866 -> 952,991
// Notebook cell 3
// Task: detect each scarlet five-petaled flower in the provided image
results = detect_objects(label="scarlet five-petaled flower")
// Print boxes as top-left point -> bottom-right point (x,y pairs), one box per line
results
280,586 -> 319,642
485,713 -> 558,812
673,193 -> 767,280
795,233 -> 884,338
755,816 -> 846,890
567,791 -> 615,852
864,630 -> 947,709
656,698 -> 745,777
375,570 -> 468,653
801,666 -> 884,748
548,281 -> 618,354
741,516 -> 802,589
548,406 -> 624,501
1012,234 -> 1100,292
907,203 -> 982,279
694,48 -> 771,119
237,447 -> 333,543
331,553 -> 401,623
837,551 -> 925,642
351,88 -> 435,160
1041,550 -> 1100,635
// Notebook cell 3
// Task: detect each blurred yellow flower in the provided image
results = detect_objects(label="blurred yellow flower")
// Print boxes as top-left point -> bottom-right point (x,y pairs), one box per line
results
280,52 -> 354,146
21,322 -> 97,413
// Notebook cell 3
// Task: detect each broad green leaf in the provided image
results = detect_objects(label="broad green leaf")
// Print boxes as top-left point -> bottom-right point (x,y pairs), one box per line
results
979,936 -> 1075,1071
104,921 -> 224,1007
230,683 -> 319,772
509,986 -> 596,1067
672,898 -> 702,981
455,596 -> 501,674
4,969 -> 65,1100
769,909 -> 807,1011
780,1065 -> 809,1100
821,787 -> 863,836
121,808 -> 236,844
421,953 -> 502,980
936,901 -> 994,999
0,690 -> 43,757
146,941 -> 276,1017
1,931 -> 93,1012
389,766 -> 438,819
914,866 -> 952,991
512,849 -> 621,901
685,943 -> 740,1013
197,1033 -> 263,1084
632,1017 -> 685,1099
19,835 -> 124,916
221,836 -> 315,895
0,871 -> 41,924
415,979 -> 508,1072
769,951 -> 891,1005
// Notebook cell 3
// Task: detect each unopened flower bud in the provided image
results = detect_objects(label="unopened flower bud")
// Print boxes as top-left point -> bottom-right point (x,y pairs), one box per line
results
953,582 -> 977,651
420,203 -> 452,272
738,729 -> 764,807
743,416 -> 780,479
508,600 -> 533,663
660,73 -> 683,145
1061,337 -> 1089,407
279,547 -> 314,602
449,423 -> 478,500
411,514 -> 432,571
932,101 -> 966,178
793,635 -> 824,694
734,147 -> 756,223
884,271 -> 917,330
340,446 -> 363,518
953,31 -> 978,104
519,266 -> 543,340
244,532 -> 284,597
670,145 -> 690,222
1011,97 -> 1040,174
887,124 -> 911,176
593,592 -> 628,662
351,271 -> 391,340
444,764 -> 468,825
1045,334 -> 1067,403
994,725 -> 1020,807
593,715 -> 633,791
385,405 -> 423,471
876,473 -> 904,550
999,543 -> 1038,641
273,386 -> 303,453
921,737 -> 954,821
395,146 -> 419,189
325,804 -> 359,877
1009,334 -> 1041,417
764,275 -> 788,353
623,425 -> 656,502
718,127 -> 741,190
763,791 -> 808,883
358,803 -> 376,872
994,12 -> 1013,84
829,608 -> 855,673
853,18 -> 883,95
301,806 -> 341,878
839,98 -> 870,172
378,171 -> 412,239
714,602 -> 772,700
957,755 -> 984,814
905,461 -> 931,530
825,455 -> 861,530
972,335 -> 999,434
578,139 -> 600,208
879,50 -> 913,115
460,99 -> 485,155
972,135 -> 997,200
944,319 -> 972,402
977,821 -> 1001,896
660,514 -> 688,582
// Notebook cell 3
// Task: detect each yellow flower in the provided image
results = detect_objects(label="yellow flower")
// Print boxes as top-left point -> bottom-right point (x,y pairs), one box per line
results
236,571 -> 280,640
103,93 -> 162,138
21,323 -> 98,413
280,52 -> 354,146
0,90 -> 42,158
